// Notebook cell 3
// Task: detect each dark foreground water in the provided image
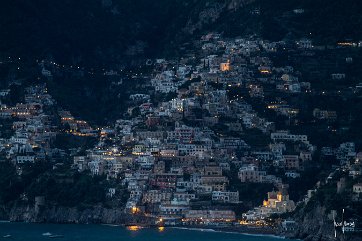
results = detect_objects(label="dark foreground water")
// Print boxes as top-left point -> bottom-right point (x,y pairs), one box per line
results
0,222 -> 286,241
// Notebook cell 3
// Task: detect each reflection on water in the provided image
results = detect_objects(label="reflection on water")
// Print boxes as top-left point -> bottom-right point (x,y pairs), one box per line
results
126,226 -> 142,231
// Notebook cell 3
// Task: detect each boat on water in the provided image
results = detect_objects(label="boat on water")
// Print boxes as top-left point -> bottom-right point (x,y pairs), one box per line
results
3,235 -> 12,238
48,234 -> 64,238
42,232 -> 52,236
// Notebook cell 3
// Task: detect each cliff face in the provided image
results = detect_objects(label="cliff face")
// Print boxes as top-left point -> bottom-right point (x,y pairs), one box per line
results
292,205 -> 335,241
286,205 -> 362,241
3,205 -> 153,225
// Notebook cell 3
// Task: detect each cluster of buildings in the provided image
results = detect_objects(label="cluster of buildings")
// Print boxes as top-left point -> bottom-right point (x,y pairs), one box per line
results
67,34 -> 346,225
0,85 -> 61,165
0,83 -> 98,170
2,31 -> 361,229
58,110 -> 97,137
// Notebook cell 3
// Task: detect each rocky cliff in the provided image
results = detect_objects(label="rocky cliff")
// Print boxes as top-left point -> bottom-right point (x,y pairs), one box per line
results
2,204 -> 153,225
283,205 -> 362,241
292,205 -> 335,241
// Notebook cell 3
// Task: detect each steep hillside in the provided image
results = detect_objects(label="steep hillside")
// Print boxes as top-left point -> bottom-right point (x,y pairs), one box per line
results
1,0 -> 361,66
1,0 -> 361,124
0,0 -> 194,66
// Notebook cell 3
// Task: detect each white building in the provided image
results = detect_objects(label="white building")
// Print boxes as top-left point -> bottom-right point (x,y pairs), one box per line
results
271,131 -> 308,143
212,191 -> 239,203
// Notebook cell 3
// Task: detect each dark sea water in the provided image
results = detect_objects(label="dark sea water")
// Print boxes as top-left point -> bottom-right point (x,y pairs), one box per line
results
0,222 -> 287,241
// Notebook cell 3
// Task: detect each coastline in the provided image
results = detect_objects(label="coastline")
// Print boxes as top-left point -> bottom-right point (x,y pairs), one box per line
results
3,219 -> 342,241
0,220 -> 286,239
0,205 -> 281,237
0,203 -> 319,241
0,221 -> 297,241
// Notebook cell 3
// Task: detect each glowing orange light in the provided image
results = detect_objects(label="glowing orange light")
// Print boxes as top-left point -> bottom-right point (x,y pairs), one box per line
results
127,226 -> 141,231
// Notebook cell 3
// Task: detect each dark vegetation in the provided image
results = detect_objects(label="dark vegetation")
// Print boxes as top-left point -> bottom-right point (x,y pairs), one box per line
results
53,134 -> 98,152
0,161 -> 127,208
303,172 -> 362,221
